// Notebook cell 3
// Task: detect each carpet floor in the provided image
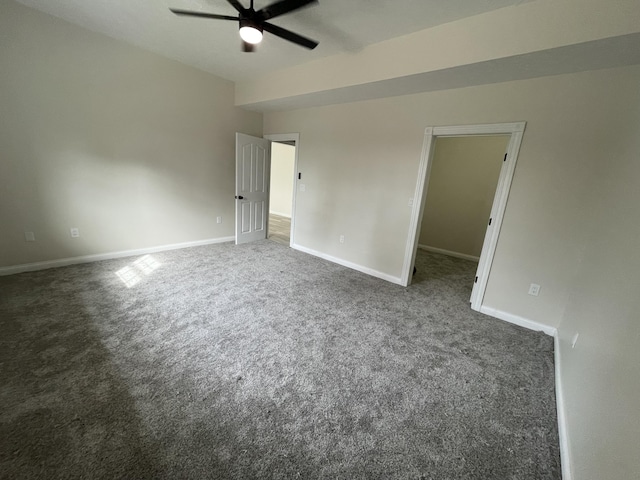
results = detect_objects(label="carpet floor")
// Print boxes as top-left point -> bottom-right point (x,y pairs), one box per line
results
0,240 -> 560,479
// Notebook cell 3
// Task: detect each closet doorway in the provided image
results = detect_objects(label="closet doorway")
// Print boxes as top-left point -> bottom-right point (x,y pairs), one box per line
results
418,135 -> 509,262
402,122 -> 526,312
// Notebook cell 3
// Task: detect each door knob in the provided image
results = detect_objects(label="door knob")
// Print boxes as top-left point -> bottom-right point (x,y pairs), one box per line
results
235,195 -> 244,199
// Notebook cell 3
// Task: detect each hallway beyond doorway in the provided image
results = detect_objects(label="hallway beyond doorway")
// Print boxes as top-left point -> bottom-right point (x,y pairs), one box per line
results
268,213 -> 290,246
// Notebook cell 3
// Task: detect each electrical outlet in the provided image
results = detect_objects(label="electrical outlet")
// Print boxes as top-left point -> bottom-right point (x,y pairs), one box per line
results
408,197 -> 414,207
571,333 -> 580,349
70,227 -> 80,238
25,231 -> 36,242
528,283 -> 540,296
300,184 -> 306,192
216,216 -> 222,224
339,235 -> 345,244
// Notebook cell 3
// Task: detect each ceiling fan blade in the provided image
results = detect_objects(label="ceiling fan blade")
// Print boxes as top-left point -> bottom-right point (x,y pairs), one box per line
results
226,0 -> 246,13
242,41 -> 256,52
169,9 -> 238,21
263,22 -> 318,49
258,0 -> 318,21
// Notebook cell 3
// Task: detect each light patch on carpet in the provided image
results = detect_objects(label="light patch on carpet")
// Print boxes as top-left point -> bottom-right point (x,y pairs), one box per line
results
116,254 -> 162,288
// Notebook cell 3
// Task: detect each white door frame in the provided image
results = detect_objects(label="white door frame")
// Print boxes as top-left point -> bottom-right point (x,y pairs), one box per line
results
264,133 -> 300,248
401,122 -> 526,312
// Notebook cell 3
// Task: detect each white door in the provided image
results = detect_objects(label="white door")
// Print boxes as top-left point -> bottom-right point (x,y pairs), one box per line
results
235,133 -> 271,245
470,147 -> 510,306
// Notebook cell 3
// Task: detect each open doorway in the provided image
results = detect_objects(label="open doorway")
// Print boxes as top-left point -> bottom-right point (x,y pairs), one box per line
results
264,133 -> 299,248
418,135 -> 509,262
402,122 -> 526,313
268,141 -> 295,245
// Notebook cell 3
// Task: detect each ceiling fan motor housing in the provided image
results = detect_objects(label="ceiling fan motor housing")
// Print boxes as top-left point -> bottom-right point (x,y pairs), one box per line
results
239,17 -> 263,44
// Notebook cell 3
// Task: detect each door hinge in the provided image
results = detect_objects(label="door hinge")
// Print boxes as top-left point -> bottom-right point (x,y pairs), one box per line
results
475,276 -> 478,283
298,172 -> 302,179
504,153 -> 507,162
488,218 -> 492,226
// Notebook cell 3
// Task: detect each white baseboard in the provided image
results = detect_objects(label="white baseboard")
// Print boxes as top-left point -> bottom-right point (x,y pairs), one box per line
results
479,305 -> 557,337
418,244 -> 479,262
269,210 -> 291,219
554,333 -> 573,480
4,234 -> 572,479
0,236 -> 235,276
480,305 -> 570,477
291,243 -> 403,286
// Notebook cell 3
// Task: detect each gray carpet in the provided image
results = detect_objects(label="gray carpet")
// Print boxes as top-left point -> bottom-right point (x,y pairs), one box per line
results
0,240 -> 560,479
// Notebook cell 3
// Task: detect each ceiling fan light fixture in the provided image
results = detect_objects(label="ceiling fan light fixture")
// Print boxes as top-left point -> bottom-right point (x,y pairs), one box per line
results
170,0 -> 319,51
239,19 -> 263,44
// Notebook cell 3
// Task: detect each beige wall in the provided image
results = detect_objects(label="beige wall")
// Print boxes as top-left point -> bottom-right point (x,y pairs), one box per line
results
269,142 -> 295,217
0,1 -> 262,268
237,0 -> 640,108
555,94 -> 640,479
265,65 -> 640,479
419,135 -> 508,258
265,66 -> 640,326
3,2 -> 640,477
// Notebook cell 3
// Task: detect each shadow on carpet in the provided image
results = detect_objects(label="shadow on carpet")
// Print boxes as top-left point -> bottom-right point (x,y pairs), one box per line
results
0,240 -> 561,479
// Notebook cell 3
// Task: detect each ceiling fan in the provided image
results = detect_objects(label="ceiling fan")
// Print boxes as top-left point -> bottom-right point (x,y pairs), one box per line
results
170,0 -> 319,52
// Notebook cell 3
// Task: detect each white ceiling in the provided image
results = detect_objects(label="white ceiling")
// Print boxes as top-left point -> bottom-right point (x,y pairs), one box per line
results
14,0 -> 534,82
